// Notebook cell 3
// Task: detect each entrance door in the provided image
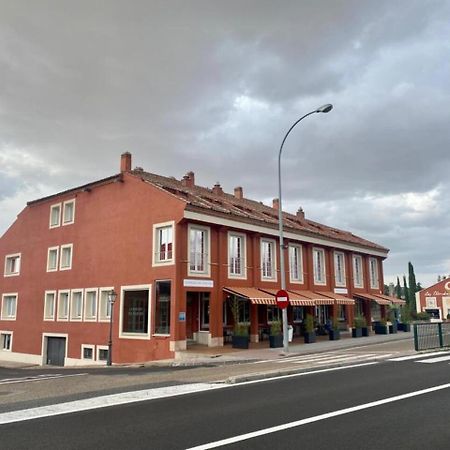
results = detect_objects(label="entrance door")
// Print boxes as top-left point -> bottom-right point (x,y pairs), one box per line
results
46,337 -> 66,366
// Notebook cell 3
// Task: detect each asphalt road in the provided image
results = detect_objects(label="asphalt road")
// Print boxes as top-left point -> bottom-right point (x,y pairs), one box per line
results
0,354 -> 449,449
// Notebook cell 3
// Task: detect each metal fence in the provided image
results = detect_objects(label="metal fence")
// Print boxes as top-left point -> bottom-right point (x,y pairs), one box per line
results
413,322 -> 450,351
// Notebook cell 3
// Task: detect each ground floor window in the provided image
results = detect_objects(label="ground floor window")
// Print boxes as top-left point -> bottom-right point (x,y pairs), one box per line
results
1,332 -> 12,350
200,293 -> 210,331
155,281 -> 171,334
338,305 -> 347,321
97,347 -> 109,361
267,306 -> 281,323
82,345 -> 94,360
355,299 -> 364,317
371,302 -> 381,321
238,299 -> 250,324
293,306 -> 304,323
122,290 -> 149,334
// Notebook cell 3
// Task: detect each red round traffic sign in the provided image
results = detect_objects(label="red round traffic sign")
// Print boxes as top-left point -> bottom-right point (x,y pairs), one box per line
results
275,289 -> 290,309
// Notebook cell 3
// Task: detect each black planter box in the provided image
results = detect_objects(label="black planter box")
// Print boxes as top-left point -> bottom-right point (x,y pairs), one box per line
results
402,323 -> 411,332
389,323 -> 398,334
374,325 -> 388,334
232,335 -> 249,349
329,330 -> 340,341
304,332 -> 316,343
269,335 -> 283,348
397,323 -> 404,331
362,327 -> 370,337
352,327 -> 363,338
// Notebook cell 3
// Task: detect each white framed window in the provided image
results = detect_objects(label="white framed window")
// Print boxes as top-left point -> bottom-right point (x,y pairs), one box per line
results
334,251 -> 346,287
313,247 -> 326,285
228,232 -> 246,279
289,244 -> 303,283
47,247 -> 59,272
57,290 -> 70,321
62,199 -> 75,225
81,344 -> 95,360
119,285 -> 151,340
43,291 -> 56,321
188,224 -> 210,276
84,289 -> 98,321
70,290 -> 83,321
99,287 -> 114,322
1,294 -> 17,320
261,238 -> 276,281
4,253 -> 21,277
1,332 -> 12,351
97,345 -> 109,362
369,257 -> 379,289
49,203 -> 62,228
59,244 -> 73,270
353,254 -> 364,288
153,222 -> 175,265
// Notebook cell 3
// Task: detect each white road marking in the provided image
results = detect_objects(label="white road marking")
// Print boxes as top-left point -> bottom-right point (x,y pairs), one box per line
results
388,350 -> 450,361
416,355 -> 450,364
0,362 -> 379,425
0,383 -> 225,425
186,383 -> 450,450
0,373 -> 87,385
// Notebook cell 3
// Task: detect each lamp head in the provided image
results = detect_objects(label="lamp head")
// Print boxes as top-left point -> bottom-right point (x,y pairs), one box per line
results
316,104 -> 333,113
108,289 -> 117,304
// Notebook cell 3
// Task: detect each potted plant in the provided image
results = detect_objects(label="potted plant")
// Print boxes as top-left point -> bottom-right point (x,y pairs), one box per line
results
360,316 -> 370,336
329,317 -> 340,341
352,315 -> 364,338
388,308 -> 398,334
269,320 -> 283,348
304,314 -> 316,343
229,297 -> 249,349
374,318 -> 388,334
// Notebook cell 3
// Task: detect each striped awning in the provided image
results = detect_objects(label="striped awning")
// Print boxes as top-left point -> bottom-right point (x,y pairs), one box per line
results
374,294 -> 406,305
259,289 -> 315,306
292,290 -> 334,305
354,292 -> 391,305
223,287 -> 276,305
316,291 -> 355,305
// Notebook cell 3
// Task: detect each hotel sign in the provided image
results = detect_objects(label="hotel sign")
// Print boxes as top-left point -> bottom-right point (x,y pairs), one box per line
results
183,279 -> 214,288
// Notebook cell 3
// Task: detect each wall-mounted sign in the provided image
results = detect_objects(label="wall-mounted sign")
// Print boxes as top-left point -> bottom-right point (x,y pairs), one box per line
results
425,297 -> 437,308
334,288 -> 348,295
178,312 -> 186,322
183,279 -> 214,288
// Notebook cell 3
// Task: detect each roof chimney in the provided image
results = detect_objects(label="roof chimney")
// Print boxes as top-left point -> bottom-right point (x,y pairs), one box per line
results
234,186 -> 243,200
272,198 -> 279,210
120,152 -> 132,172
297,207 -> 305,220
181,171 -> 195,188
212,182 -> 223,196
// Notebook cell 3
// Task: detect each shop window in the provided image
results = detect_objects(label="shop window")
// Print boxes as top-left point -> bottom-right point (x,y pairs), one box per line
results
121,289 -> 149,335
293,307 -> 304,323
200,293 -> 210,331
155,281 -> 171,334
267,306 -> 281,323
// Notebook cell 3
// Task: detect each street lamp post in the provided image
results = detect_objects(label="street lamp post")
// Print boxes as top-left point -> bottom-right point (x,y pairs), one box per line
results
107,289 -> 117,366
278,104 -> 333,353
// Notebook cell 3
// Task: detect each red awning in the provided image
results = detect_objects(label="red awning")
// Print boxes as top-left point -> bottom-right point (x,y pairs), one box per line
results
316,291 -> 355,305
290,290 -> 334,305
354,292 -> 391,305
259,289 -> 316,306
223,287 -> 276,305
374,294 -> 406,305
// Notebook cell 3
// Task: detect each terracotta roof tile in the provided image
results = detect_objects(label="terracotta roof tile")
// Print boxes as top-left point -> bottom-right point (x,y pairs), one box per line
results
133,169 -> 388,253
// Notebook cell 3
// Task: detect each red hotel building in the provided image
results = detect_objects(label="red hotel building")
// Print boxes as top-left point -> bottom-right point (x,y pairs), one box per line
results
0,153 -> 395,365
416,278 -> 450,320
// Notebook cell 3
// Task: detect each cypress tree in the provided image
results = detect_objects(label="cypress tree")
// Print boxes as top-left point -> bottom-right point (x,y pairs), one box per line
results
403,275 -> 409,304
408,262 -> 418,313
395,276 -> 402,299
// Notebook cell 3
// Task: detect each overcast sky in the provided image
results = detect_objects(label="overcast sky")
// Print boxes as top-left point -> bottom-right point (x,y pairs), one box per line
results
1,0 -> 449,287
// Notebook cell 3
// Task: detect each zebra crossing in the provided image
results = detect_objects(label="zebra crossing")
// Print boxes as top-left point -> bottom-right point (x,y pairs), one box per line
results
0,372 -> 87,385
255,350 -> 395,368
388,350 -> 450,364
256,349 -> 450,368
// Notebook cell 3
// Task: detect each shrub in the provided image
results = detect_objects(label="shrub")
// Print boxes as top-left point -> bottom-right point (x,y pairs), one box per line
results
416,311 -> 430,321
305,314 -> 315,333
270,320 -> 282,336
